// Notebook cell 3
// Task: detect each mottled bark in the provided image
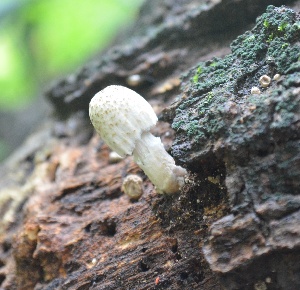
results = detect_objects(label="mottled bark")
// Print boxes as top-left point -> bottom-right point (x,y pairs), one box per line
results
0,1 -> 299,289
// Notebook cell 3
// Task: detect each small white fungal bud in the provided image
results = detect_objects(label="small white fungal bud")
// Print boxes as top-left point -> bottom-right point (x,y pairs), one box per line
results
122,174 -> 143,200
251,86 -> 261,95
91,258 -> 97,265
259,75 -> 271,87
273,74 -> 280,81
126,74 -> 142,87
109,151 -> 123,164
265,277 -> 272,283
89,85 -> 187,194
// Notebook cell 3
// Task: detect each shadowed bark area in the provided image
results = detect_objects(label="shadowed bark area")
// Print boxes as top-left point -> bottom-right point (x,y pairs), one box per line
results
0,1 -> 299,289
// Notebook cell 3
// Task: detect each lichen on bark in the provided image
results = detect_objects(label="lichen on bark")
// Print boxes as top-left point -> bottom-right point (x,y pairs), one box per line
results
171,5 -> 300,288
172,5 -> 300,166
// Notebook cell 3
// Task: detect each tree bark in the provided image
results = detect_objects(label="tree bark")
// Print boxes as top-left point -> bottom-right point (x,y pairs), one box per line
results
0,1 -> 299,289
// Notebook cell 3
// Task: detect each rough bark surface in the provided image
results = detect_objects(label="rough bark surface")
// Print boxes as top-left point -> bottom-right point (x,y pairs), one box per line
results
170,5 -> 300,289
0,1 -> 299,290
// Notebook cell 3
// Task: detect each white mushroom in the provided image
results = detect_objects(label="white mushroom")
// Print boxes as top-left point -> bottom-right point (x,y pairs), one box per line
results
126,74 -> 142,87
108,151 -> 123,164
259,75 -> 271,87
122,174 -> 143,200
251,86 -> 261,95
89,85 -> 187,194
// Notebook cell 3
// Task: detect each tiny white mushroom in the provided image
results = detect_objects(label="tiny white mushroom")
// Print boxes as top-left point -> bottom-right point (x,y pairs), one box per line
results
251,86 -> 261,95
89,85 -> 187,194
259,75 -> 271,87
91,258 -> 97,265
122,174 -> 143,200
273,73 -> 280,81
109,151 -> 123,163
126,74 -> 142,87
265,277 -> 272,284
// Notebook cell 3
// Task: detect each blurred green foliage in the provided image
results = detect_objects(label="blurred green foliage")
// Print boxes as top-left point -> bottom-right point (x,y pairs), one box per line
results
0,0 -> 143,110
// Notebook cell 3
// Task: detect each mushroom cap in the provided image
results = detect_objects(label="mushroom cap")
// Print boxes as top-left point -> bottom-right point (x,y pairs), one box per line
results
89,85 -> 158,157
122,174 -> 143,200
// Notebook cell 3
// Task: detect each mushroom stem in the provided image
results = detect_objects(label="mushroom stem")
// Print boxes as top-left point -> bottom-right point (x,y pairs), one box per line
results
132,131 -> 187,194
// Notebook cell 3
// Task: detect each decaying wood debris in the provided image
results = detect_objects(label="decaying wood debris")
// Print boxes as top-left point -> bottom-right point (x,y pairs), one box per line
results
0,1 -> 299,289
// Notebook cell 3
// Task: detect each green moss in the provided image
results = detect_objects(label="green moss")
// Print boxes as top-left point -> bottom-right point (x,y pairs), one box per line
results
263,20 -> 270,28
198,91 -> 214,116
192,66 -> 203,84
172,5 -> 300,152
189,55 -> 235,94
278,22 -> 288,32
188,4 -> 299,86
172,120 -> 185,130
187,120 -> 201,137
197,66 -> 203,74
192,74 -> 199,84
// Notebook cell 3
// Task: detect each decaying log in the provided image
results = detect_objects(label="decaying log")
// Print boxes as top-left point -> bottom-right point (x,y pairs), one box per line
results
0,1 -> 299,289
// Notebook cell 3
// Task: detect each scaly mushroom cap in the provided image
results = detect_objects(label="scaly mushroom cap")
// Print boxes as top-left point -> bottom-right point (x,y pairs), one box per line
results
89,85 -> 158,157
